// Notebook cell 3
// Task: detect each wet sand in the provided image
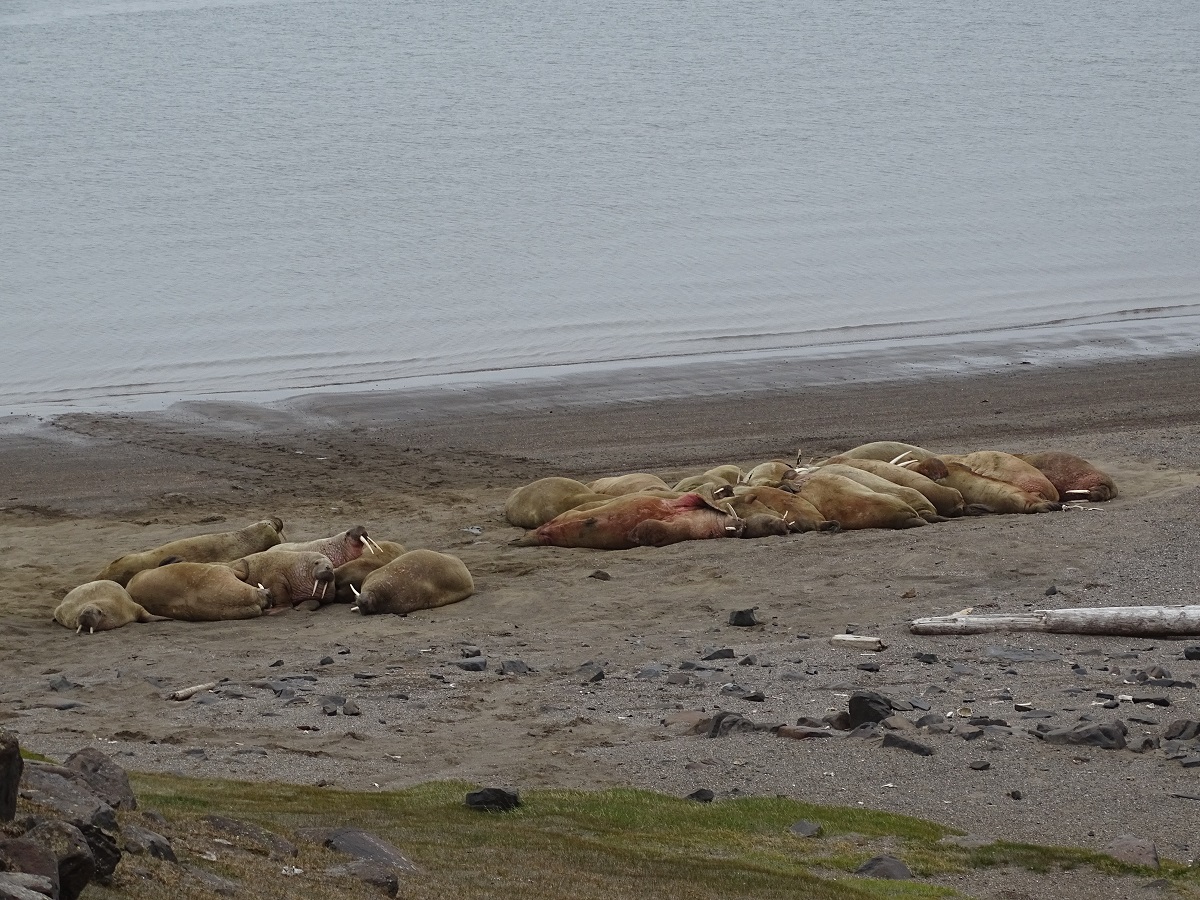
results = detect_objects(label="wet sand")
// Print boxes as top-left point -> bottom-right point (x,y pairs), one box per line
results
4,354 -> 1200,893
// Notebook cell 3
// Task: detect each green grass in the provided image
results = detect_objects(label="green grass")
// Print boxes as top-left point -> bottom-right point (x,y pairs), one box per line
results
69,775 -> 1191,900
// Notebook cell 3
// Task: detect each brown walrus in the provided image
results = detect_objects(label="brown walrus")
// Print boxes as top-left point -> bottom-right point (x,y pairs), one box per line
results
54,581 -> 169,633
512,492 -> 744,550
815,457 -> 966,517
1015,452 -> 1118,501
334,540 -> 408,603
745,460 -> 797,487
504,477 -> 611,529
811,464 -> 946,522
96,518 -> 285,586
790,472 -> 927,530
587,473 -> 673,496
672,465 -> 745,492
271,525 -> 381,568
942,451 -> 1059,502
127,563 -> 273,621
352,549 -> 474,616
911,460 -> 1062,514
226,550 -> 336,607
727,485 -> 838,533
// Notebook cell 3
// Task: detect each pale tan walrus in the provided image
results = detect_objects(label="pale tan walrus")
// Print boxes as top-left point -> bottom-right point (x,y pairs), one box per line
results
96,518 -> 285,586
941,451 -> 1059,502
352,549 -> 474,616
812,464 -> 946,522
790,472 -> 926,530
824,441 -> 937,465
504,477 -> 611,529
910,460 -> 1062,514
54,580 -> 170,634
127,563 -> 273,621
587,473 -> 673,496
813,457 -> 968,517
334,540 -> 408,603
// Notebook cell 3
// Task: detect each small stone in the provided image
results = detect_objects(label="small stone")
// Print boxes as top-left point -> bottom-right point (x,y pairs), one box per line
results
464,788 -> 521,813
48,675 -> 77,692
665,673 -> 690,685
881,733 -> 933,756
854,855 -> 912,880
848,691 -> 893,728
460,647 -> 481,658
1184,647 -> 1200,661
685,789 -> 714,803
702,648 -> 736,661
325,859 -> 400,897
576,662 -> 605,683
1045,585 -> 1058,596
121,825 -> 176,862
741,692 -> 766,703
789,820 -> 823,837
588,570 -> 611,581
455,659 -> 487,673
914,653 -> 938,664
1010,790 -> 1023,800
969,760 -> 991,771
342,700 -> 361,717
499,660 -> 532,676
728,609 -> 760,627
856,662 -> 880,672
1105,835 -> 1159,869
269,659 -> 284,667
319,656 -> 334,666
322,828 -> 419,872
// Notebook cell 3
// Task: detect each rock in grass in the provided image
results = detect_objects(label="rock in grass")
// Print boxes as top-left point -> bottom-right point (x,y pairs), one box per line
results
19,764 -> 118,831
0,839 -> 59,898
789,820 -> 823,837
0,872 -> 56,900
686,789 -> 714,803
121,825 -> 177,863
203,814 -> 297,859
1105,834 -> 1159,868
24,820 -> 94,900
326,859 -> 400,897
63,747 -> 137,811
323,828 -> 419,873
464,788 -> 521,813
854,855 -> 913,879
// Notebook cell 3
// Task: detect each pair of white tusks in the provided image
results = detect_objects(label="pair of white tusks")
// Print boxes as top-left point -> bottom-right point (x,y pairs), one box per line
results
75,624 -> 92,634
889,451 -> 914,465
362,535 -> 383,554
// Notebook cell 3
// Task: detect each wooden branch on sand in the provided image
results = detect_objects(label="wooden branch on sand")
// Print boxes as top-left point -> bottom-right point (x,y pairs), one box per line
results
168,681 -> 220,701
910,605 -> 1200,637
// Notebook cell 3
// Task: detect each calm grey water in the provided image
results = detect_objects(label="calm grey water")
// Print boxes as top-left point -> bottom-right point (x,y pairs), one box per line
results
3,0 -> 1199,414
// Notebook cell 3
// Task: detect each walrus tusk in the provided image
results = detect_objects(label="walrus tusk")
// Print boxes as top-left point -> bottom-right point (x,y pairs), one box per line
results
90,627 -> 94,634
889,451 -> 913,465
349,606 -> 359,612
168,681 -> 219,701
350,584 -> 360,597
795,448 -> 803,466
1066,490 -> 1091,496
364,536 -> 383,554
898,459 -> 918,468
258,583 -> 266,590
318,582 -> 326,600
76,624 -> 82,634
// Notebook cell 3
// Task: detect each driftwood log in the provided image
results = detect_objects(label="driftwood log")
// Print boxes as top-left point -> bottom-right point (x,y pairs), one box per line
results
168,681 -> 219,701
910,605 -> 1200,637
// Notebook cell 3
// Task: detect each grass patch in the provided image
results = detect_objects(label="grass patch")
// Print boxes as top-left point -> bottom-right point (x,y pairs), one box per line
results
18,748 -> 54,763
61,774 -> 1186,899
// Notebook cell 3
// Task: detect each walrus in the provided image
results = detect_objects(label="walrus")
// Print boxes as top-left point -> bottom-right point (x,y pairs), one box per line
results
809,464 -> 946,522
334,540 -> 408,603
941,451 -> 1059,502
512,492 -> 745,550
1015,452 -> 1118,502
587,473 -> 673,496
824,441 -> 937,465
351,549 -> 474,616
745,460 -> 796,487
54,581 -> 169,633
673,465 -> 745,492
226,550 -> 336,607
504,477 -> 611,529
96,517 -> 286,586
127,563 -> 273,621
815,457 -> 967,517
791,472 -> 927,530
725,485 -> 838,533
270,525 -> 381,568
911,460 -> 1062,514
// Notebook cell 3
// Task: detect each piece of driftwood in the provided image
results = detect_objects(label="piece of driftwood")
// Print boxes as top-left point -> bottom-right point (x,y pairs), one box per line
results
829,634 -> 887,651
910,605 -> 1200,637
168,681 -> 219,701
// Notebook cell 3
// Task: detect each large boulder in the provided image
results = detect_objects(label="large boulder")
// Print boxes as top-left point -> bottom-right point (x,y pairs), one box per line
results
24,821 -> 94,900
62,748 -> 136,811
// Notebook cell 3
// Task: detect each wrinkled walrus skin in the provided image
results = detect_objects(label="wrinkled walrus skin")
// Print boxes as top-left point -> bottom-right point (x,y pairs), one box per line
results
791,472 -> 927,530
54,580 -> 168,633
941,451 -> 1059,502
271,525 -> 378,568
355,549 -> 474,616
127,563 -> 273,621
96,518 -> 285,586
334,540 -> 408,603
227,550 -> 336,608
513,493 -> 744,550
813,464 -> 945,522
1016,452 -> 1118,502
912,460 -> 1062,514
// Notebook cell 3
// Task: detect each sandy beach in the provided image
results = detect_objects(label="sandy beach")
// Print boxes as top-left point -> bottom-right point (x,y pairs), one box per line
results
4,353 -> 1200,894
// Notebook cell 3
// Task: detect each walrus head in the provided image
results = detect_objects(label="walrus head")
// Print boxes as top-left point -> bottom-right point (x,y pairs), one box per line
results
350,585 -> 381,616
304,557 -> 336,604
76,604 -> 105,634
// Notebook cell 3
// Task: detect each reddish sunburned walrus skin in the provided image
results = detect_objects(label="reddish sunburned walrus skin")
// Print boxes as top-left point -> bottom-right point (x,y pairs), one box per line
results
513,492 -> 744,550
941,451 -> 1059,502
1015,452 -> 1118,502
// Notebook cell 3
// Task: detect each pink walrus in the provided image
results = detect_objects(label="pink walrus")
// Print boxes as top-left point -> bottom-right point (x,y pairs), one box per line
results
511,492 -> 745,550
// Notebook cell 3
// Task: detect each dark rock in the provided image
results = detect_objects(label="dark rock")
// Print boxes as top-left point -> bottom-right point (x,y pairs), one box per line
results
968,717 -> 1009,727
63,747 -> 137,811
954,725 -> 984,741
1019,710 -> 1056,719
985,647 -> 1061,663
0,840 -> 58,897
915,713 -> 946,728
0,872 -> 55,900
823,712 -> 852,731
636,665 -> 664,680
854,855 -> 913,879
1010,790 -> 1023,800
702,648 -> 736,661
499,660 -> 532,676
738,655 -> 757,666
728,609 -> 760,627
969,760 -> 991,770
121,825 -> 177,862
774,725 -> 835,741
319,656 -> 334,665
0,731 -> 20,822
1184,647 -> 1200,661
576,662 -> 605,683
184,865 -> 241,896
460,647 -> 481,658
587,570 -> 611,581
1045,584 -> 1058,596
848,723 -> 881,739
881,733 -> 933,756
665,673 -> 690,685
848,691 -> 893,728
325,859 -> 400,897
19,765 -> 118,831
202,814 -> 297,859
1163,720 -> 1200,741
454,659 -> 487,673
342,700 -> 361,716
1105,835 -> 1159,868
856,662 -> 880,673
47,675 -> 78,692
1131,696 -> 1170,707
464,788 -> 521,813
323,828 -> 419,873
685,789 -> 714,803
741,691 -> 766,703
789,820 -> 823,837
913,653 -> 938,664
1036,720 -> 1128,750
24,821 -> 94,900
76,824 -> 120,883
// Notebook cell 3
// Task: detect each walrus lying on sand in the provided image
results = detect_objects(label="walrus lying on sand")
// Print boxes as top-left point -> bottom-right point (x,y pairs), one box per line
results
351,549 -> 474,616
941,451 -> 1060,502
910,460 -> 1062,514
588,473 -> 673,496
789,472 -> 927,530
1016,451 -> 1118,501
811,464 -> 946,522
334,540 -> 408,603
814,457 -> 968,517
227,550 -> 336,608
96,517 -> 285,586
513,492 -> 745,550
270,525 -> 382,568
127,563 -> 273,621
54,580 -> 169,633
504,477 -> 611,529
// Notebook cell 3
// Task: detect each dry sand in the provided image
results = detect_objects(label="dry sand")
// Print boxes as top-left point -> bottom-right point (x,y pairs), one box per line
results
4,354 -> 1200,896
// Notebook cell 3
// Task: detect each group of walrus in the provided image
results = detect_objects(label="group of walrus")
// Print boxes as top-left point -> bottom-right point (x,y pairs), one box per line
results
505,441 -> 1117,550
52,520 -> 475,634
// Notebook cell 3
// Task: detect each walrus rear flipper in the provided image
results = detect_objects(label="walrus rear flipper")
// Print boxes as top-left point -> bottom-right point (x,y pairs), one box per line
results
137,611 -> 173,623
818,520 -> 842,533
509,533 -> 542,547
964,504 -> 994,516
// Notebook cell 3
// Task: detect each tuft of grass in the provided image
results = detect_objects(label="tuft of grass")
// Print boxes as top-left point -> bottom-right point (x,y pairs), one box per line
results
19,748 -> 54,763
